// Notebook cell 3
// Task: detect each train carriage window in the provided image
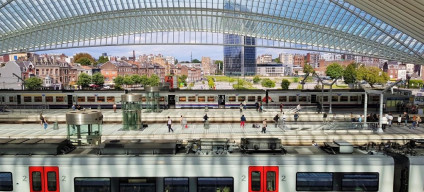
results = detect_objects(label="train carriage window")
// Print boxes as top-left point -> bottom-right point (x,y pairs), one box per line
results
296,172 -> 333,191
248,96 -> 256,102
24,96 -> 32,102
251,171 -> 261,191
332,96 -> 339,102
32,171 -> 43,191
47,171 -> 57,191
74,178 -> 111,192
323,96 -> 328,102
350,96 -> 358,102
341,173 -> 379,191
107,96 -> 115,103
141,97 -> 146,102
340,96 -> 348,102
179,96 -> 186,102
299,96 -> 307,102
45,96 -> 53,102
56,96 -> 64,102
198,96 -> 205,102
279,96 -> 287,102
229,96 -> 236,102
160,97 -> 165,102
119,178 -> 156,192
257,96 -> 261,102
8,96 -> 13,102
289,96 -> 297,102
164,177 -> 189,192
87,96 -> 95,102
0,172 -> 13,191
188,96 -> 196,102
78,96 -> 86,102
34,96 -> 42,102
266,171 -> 276,191
208,96 -> 215,102
198,177 -> 233,192
371,96 -> 379,102
97,96 -> 105,102
238,96 -> 246,102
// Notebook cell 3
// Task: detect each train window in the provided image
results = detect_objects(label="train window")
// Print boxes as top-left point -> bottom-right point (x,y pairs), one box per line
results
45,96 -> 53,102
279,96 -> 286,102
0,172 -> 13,191
332,96 -> 338,102
251,171 -> 261,191
198,96 -> 205,102
257,96 -> 261,102
266,171 -> 276,191
296,172 -> 333,191
299,96 -> 307,102
97,96 -> 105,102
323,96 -> 328,102
32,171 -> 43,191
188,96 -> 196,102
119,178 -> 156,192
78,96 -> 86,102
164,177 -> 189,192
248,96 -> 256,102
229,96 -> 236,102
340,96 -> 348,102
179,96 -> 186,102
208,96 -> 214,102
87,96 -> 95,102
197,177 -> 233,192
1,96 -> 3,102
371,96 -> 379,102
23,96 -> 31,102
106,96 -> 115,103
350,96 -> 358,102
141,97 -> 146,102
34,96 -> 42,102
238,96 -> 246,102
47,171 -> 57,191
341,173 -> 378,191
8,96 -> 13,102
56,96 -> 64,102
160,97 -> 165,102
289,96 -> 296,102
74,178 -> 111,192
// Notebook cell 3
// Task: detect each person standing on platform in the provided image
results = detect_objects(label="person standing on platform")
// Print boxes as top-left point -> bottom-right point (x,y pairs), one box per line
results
273,114 -> 279,128
167,116 -> 174,133
387,113 -> 393,127
239,103 -> 243,113
358,115 -> 363,129
323,112 -> 328,123
261,119 -> 267,133
72,104 -> 76,111
416,116 -> 421,127
40,113 -> 48,130
412,115 -> 417,129
240,115 -> 246,129
294,112 -> 299,123
280,103 -> 284,113
203,113 -> 209,127
255,102 -> 259,112
180,115 -> 184,129
397,114 -> 402,126
243,100 -> 247,110
382,115 -> 388,130
403,112 -> 409,126
113,103 -> 117,113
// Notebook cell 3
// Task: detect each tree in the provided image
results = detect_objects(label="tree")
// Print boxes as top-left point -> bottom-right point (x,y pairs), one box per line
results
92,72 -> 104,86
140,75 -> 149,86
131,74 -> 143,85
208,78 -> 215,89
174,59 -> 179,64
253,75 -> 261,84
357,66 -> 389,88
281,79 -> 290,90
123,75 -> 134,86
273,57 -> 281,63
343,63 -> 358,84
178,75 -> 188,86
303,64 -> 314,74
76,57 -> 92,66
77,73 -> 91,87
325,63 -> 344,79
24,77 -> 42,90
98,56 -> 109,64
74,53 -> 95,65
261,78 -> 275,88
192,59 -> 201,63
113,75 -> 124,88
215,60 -> 224,75
147,74 -> 160,86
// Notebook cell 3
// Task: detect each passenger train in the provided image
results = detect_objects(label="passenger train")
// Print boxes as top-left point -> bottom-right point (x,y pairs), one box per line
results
0,89 -> 413,110
0,145 -> 421,192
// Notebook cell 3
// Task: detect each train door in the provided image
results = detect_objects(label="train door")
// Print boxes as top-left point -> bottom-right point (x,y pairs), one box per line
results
218,95 -> 225,108
29,166 -> 60,192
248,166 -> 279,192
17,95 -> 21,105
67,95 -> 73,108
168,95 -> 175,109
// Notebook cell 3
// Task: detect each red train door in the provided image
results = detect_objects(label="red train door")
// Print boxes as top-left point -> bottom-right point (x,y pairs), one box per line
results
249,166 -> 279,192
29,166 -> 60,192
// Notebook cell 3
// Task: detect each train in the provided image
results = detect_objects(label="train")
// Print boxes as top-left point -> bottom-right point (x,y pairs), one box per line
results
0,139 -> 422,192
0,89 -> 413,111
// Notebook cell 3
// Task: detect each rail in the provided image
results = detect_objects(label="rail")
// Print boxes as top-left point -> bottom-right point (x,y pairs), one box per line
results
262,105 -> 319,113
0,104 -> 48,114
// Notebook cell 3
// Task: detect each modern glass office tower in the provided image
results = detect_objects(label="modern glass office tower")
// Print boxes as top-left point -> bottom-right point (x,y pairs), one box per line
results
224,35 -> 256,76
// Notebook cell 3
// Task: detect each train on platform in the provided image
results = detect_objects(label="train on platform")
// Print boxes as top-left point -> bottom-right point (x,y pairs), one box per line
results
0,89 -> 413,111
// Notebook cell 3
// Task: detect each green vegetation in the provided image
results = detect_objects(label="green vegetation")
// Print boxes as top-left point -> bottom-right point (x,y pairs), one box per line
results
24,77 -> 43,90
214,60 -> 223,75
261,78 -> 276,88
273,57 -> 281,63
343,63 -> 358,84
303,64 -> 314,74
77,73 -> 91,87
357,66 -> 389,88
233,79 -> 254,89
325,63 -> 344,79
177,75 -> 188,87
293,77 -> 299,83
209,76 -> 236,82
74,53 -> 96,66
253,75 -> 261,84
97,56 -> 109,64
192,59 -> 201,63
113,76 -> 124,89
147,74 -> 160,86
281,79 -> 290,90
123,75 -> 134,86
296,84 -> 302,90
207,77 -> 215,89
91,73 -> 104,86
409,80 -> 424,88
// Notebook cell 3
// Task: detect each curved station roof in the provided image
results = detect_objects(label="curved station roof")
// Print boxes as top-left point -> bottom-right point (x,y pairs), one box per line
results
0,0 -> 424,64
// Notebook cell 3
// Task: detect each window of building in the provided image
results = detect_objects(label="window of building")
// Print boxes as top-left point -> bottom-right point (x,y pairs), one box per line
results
78,97 -> 86,102
74,178 -> 110,192
87,97 -> 95,102
97,96 -> 105,102
279,96 -> 287,102
0,172 -> 13,191
34,96 -> 42,102
257,96 -> 262,102
45,96 -> 53,102
198,96 -> 205,102
164,178 -> 189,192
56,96 -> 64,102
323,96 -> 328,102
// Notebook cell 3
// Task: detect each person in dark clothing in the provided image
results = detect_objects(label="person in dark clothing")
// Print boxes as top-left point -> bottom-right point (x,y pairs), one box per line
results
167,116 -> 174,133
240,115 -> 246,129
273,114 -> 279,128
280,103 -> 284,113
255,102 -> 259,112
294,112 -> 299,122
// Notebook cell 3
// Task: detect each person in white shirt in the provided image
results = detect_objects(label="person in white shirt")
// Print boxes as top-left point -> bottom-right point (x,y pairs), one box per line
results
167,116 -> 174,133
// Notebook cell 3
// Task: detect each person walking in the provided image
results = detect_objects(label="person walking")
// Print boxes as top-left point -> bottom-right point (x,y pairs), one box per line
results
167,116 -> 174,133
273,114 -> 279,128
240,115 -> 246,129
239,103 -> 243,113
255,102 -> 259,112
417,116 -> 421,127
261,119 -> 267,133
113,103 -> 117,113
350,112 -> 355,122
203,113 -> 209,128
294,112 -> 299,122
387,113 -> 393,127
180,115 -> 185,129
403,112 -> 409,126
72,104 -> 76,111
280,103 -> 284,113
358,115 -> 363,129
323,112 -> 328,123
381,114 -> 388,131
40,113 -> 48,130
412,115 -> 417,129
397,114 -> 402,126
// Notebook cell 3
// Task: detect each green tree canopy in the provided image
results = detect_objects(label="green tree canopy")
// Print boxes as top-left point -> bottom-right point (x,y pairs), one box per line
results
253,75 -> 261,84
77,73 -> 91,87
76,57 -> 92,66
261,78 -> 276,88
357,66 -> 389,88
24,77 -> 42,90
113,75 -> 124,87
325,63 -> 344,79
140,75 -> 149,86
208,77 -> 215,89
343,63 -> 358,84
303,64 -> 314,74
273,57 -> 281,63
74,53 -> 95,65
97,56 -> 109,64
123,75 -> 134,86
178,75 -> 188,86
91,72 -> 104,86
281,79 -> 290,90
147,74 -> 160,86
131,74 -> 143,85
192,59 -> 201,63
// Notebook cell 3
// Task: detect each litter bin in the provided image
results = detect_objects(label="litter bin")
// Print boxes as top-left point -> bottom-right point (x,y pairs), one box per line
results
53,122 -> 59,130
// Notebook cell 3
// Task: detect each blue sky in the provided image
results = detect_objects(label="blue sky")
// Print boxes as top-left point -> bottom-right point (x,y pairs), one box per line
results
36,45 -> 307,61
